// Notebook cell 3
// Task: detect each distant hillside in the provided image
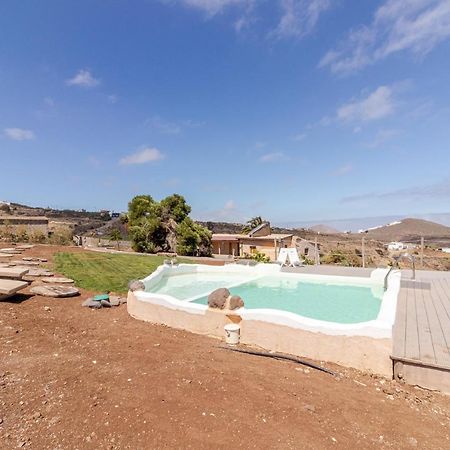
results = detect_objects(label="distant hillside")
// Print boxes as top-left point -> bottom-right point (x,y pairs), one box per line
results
360,218 -> 450,245
3,202 -> 112,235
196,221 -> 244,234
309,224 -> 341,234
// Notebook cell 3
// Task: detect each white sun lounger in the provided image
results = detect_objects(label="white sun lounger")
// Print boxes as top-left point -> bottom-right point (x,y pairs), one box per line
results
287,248 -> 304,267
276,248 -> 289,266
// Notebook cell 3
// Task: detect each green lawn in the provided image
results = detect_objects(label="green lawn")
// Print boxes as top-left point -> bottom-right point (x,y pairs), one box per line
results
53,251 -> 192,293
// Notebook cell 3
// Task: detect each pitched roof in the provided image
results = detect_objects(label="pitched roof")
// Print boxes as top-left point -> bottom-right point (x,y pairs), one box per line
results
248,222 -> 270,237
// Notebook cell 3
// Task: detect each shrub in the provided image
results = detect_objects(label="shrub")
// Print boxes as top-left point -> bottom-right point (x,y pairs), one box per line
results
242,250 -> 270,263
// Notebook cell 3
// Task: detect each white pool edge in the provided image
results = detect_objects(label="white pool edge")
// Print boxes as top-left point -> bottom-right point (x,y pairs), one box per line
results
135,263 -> 401,339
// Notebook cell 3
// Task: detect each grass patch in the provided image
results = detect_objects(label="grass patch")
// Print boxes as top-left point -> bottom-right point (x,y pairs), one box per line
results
53,251 -> 192,293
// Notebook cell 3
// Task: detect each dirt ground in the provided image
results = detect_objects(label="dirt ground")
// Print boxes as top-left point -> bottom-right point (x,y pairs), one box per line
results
1,245 -> 450,449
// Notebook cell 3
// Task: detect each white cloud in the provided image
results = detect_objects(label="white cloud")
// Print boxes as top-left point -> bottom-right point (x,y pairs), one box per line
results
366,128 -> 401,148
331,163 -> 353,176
107,94 -> 118,104
259,152 -> 288,163
119,147 -> 165,165
271,0 -> 331,39
3,128 -> 35,141
145,115 -> 204,135
171,0 -> 329,38
342,177 -> 450,203
176,0 -> 248,16
320,0 -> 450,74
212,199 -> 240,220
66,69 -> 100,88
292,133 -> 306,141
337,86 -> 396,122
44,97 -> 55,107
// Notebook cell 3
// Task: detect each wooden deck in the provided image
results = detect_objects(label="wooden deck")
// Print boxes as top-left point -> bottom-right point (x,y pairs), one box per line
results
392,274 -> 450,393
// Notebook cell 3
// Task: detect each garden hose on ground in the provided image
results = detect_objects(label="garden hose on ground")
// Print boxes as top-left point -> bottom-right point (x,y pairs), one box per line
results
220,346 -> 336,376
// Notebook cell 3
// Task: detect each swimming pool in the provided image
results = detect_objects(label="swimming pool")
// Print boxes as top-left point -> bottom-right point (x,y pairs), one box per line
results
148,271 -> 384,324
129,263 -> 401,375
139,263 -> 400,336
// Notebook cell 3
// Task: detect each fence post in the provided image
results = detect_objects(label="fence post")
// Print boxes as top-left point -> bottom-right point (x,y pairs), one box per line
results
420,236 -> 424,268
314,236 -> 319,265
362,237 -> 366,268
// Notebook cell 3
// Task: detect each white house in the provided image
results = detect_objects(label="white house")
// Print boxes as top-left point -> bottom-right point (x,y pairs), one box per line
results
387,241 -> 407,251
441,247 -> 450,254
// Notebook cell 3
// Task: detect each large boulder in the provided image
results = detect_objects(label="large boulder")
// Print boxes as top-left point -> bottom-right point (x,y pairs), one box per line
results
227,295 -> 244,310
128,280 -> 145,292
208,288 -> 230,309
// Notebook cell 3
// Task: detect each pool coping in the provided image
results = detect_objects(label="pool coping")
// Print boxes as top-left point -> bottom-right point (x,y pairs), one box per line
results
135,263 -> 401,339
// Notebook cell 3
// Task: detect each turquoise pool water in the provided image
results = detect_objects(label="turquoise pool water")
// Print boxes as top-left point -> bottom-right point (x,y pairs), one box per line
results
147,273 -> 383,324
194,276 -> 383,324
146,272 -> 255,300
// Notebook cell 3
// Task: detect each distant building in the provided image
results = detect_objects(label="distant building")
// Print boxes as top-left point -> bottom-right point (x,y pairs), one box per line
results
441,247 -> 450,254
387,241 -> 407,251
294,237 -> 320,261
212,222 -> 293,261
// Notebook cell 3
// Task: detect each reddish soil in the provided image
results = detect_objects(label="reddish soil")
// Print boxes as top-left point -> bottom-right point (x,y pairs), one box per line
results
1,245 -> 450,449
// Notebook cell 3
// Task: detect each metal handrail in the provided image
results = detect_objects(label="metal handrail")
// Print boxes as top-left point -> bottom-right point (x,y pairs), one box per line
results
384,266 -> 394,291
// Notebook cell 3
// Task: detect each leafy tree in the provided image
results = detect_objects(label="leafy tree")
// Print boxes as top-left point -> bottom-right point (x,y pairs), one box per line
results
160,194 -> 191,223
127,194 -> 211,256
128,195 -> 160,224
242,216 -> 264,234
176,217 -> 212,256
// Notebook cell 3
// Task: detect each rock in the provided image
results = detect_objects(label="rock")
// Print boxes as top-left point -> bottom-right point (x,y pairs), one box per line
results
208,288 -> 230,309
128,280 -> 145,292
82,298 -> 102,308
42,277 -> 74,284
100,299 -> 112,308
30,285 -> 80,298
109,296 -> 122,306
227,295 -> 244,310
44,306 -> 51,312
39,258 -> 48,262
11,260 -> 40,266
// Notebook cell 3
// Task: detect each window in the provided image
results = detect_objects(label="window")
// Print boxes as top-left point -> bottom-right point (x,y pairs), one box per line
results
304,248 -> 309,256
250,245 -> 257,254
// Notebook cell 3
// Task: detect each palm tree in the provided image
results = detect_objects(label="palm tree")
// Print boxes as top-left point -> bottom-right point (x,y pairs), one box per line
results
242,216 -> 264,234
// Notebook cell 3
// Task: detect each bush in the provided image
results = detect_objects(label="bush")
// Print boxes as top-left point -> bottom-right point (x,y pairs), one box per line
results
242,250 -> 270,263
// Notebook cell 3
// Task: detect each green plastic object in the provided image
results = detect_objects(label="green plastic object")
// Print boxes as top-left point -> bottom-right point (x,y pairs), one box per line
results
94,294 -> 110,302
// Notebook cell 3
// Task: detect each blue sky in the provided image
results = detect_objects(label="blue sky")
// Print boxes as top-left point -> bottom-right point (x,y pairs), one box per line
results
1,0 -> 450,228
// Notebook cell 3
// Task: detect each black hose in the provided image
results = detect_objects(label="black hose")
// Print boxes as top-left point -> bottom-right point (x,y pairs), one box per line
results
220,346 -> 336,376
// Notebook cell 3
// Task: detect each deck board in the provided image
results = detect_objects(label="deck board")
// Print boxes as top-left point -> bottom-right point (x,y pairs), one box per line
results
404,286 -> 420,361
392,273 -> 450,373
392,289 -> 407,358
415,286 -> 436,363
425,283 -> 450,367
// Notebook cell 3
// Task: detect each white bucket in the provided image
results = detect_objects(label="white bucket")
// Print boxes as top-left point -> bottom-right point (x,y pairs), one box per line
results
224,323 -> 240,345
